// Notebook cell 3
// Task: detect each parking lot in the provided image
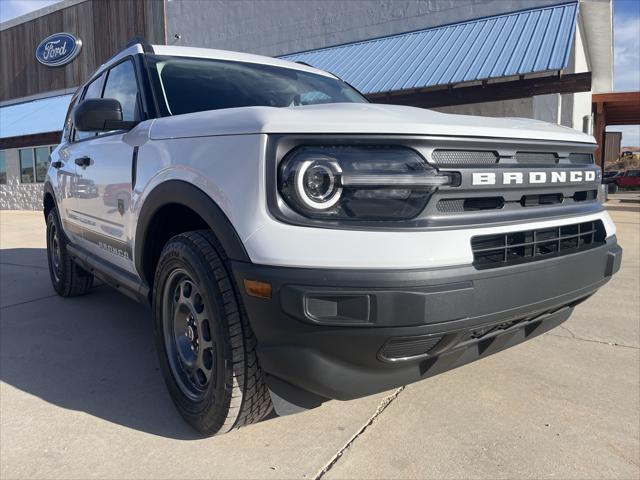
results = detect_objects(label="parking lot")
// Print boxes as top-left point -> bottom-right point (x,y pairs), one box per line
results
1,206 -> 638,480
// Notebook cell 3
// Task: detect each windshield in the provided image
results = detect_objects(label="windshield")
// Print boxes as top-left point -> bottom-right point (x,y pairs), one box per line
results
147,55 -> 367,116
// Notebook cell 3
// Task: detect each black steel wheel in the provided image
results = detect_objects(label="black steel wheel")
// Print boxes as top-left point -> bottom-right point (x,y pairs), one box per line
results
153,230 -> 272,436
163,270 -> 216,401
49,219 -> 63,284
46,209 -> 93,297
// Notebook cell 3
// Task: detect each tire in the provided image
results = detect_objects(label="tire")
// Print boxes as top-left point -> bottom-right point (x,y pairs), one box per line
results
46,209 -> 93,297
152,230 -> 272,436
608,183 -> 618,194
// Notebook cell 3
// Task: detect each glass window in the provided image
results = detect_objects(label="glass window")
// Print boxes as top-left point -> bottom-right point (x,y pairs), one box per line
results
75,74 -> 104,141
102,60 -> 140,122
147,56 -> 367,116
35,146 -> 50,182
19,148 -> 35,183
0,151 -> 6,185
63,95 -> 79,142
84,74 -> 104,99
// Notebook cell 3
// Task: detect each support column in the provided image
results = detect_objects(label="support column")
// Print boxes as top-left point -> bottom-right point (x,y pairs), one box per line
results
594,102 -> 606,170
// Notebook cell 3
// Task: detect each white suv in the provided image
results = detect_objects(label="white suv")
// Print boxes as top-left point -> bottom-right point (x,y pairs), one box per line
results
44,41 -> 622,436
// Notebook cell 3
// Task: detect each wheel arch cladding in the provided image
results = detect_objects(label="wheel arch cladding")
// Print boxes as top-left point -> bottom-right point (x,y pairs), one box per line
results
43,182 -> 56,218
136,180 -> 250,286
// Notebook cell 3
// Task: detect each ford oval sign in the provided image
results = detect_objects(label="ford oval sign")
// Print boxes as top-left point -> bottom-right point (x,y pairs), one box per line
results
35,33 -> 82,67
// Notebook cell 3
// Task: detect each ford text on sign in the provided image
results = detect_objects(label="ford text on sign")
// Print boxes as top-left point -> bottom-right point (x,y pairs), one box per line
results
36,33 -> 82,67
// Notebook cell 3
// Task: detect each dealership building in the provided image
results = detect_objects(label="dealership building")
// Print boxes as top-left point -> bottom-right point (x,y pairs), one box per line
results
0,0 -> 614,209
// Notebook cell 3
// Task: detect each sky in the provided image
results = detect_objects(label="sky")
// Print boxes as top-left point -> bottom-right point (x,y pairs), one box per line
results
0,0 -> 638,144
0,0 -> 59,22
608,0 -> 640,147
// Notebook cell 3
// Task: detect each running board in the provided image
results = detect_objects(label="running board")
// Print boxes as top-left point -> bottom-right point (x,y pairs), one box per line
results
66,243 -> 150,306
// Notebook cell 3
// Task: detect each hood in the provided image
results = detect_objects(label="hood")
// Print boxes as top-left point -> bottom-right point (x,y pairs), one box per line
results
149,103 -> 596,144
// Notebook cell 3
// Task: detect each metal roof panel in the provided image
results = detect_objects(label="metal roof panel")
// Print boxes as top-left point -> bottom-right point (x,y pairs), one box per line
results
281,2 -> 579,95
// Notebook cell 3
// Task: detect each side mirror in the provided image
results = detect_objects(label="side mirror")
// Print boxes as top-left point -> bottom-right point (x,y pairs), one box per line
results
73,98 -> 137,132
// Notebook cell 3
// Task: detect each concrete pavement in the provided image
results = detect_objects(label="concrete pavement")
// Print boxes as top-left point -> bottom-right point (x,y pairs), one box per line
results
0,209 -> 638,479
606,192 -> 640,213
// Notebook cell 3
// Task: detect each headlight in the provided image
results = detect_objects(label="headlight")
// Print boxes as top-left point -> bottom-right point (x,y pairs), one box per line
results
279,145 -> 453,220
295,158 -> 343,209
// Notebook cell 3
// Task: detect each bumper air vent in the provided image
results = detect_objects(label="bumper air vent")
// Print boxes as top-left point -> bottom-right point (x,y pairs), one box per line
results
431,150 -> 498,166
569,153 -> 594,164
515,152 -> 559,164
379,335 -> 442,361
471,220 -> 606,269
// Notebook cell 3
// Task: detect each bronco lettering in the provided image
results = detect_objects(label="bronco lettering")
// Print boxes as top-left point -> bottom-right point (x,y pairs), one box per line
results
473,170 -> 597,186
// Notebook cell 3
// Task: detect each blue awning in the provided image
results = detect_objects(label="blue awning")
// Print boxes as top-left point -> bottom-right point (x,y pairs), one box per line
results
281,3 -> 579,95
0,94 -> 72,139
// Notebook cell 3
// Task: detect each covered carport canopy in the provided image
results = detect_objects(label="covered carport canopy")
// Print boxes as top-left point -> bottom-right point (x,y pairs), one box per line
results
593,92 -> 640,167
282,2 -> 591,108
0,94 -> 72,149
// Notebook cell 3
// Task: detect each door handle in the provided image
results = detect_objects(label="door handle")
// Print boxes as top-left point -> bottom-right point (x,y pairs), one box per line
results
75,156 -> 91,167
51,160 -> 64,169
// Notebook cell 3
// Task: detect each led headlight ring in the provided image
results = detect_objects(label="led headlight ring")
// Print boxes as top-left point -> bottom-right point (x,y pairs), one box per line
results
295,159 -> 343,210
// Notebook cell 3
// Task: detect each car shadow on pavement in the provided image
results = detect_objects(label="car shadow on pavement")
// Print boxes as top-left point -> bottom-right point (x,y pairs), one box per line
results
1,248 -> 273,440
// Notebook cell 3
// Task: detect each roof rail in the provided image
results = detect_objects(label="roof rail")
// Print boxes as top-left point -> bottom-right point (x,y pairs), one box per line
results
92,37 -> 155,78
124,37 -> 154,54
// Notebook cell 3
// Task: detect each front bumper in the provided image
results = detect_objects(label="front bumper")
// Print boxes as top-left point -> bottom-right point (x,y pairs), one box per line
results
231,237 -> 622,405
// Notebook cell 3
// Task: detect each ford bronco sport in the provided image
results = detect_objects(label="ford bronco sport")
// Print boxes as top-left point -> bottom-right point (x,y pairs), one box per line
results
44,41 -> 622,435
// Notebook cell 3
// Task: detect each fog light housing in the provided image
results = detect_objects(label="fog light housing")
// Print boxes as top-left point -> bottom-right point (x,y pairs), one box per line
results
305,294 -> 370,324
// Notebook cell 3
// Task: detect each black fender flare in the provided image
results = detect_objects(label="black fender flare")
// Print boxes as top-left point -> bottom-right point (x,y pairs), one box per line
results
135,180 -> 250,284
43,182 -> 58,219
43,182 -> 79,246
43,182 -> 55,207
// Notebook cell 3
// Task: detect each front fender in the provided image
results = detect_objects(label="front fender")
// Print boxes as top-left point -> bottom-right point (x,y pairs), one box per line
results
135,180 -> 250,284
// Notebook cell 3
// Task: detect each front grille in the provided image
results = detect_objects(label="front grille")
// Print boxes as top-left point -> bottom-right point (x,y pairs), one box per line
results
431,150 -> 498,166
437,197 -> 504,212
574,190 -> 598,202
430,149 -> 593,167
520,193 -> 563,207
437,191 -> 597,215
471,220 -> 606,269
515,151 -> 558,164
379,335 -> 442,361
569,153 -> 593,164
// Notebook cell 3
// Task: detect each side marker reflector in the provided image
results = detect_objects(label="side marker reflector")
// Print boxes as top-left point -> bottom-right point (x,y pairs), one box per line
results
244,279 -> 272,299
